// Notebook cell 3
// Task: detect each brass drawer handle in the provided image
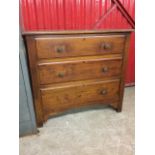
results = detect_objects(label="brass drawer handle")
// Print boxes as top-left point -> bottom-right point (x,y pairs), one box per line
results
101,43 -> 112,50
55,46 -> 65,53
57,72 -> 65,78
102,67 -> 108,73
100,89 -> 107,95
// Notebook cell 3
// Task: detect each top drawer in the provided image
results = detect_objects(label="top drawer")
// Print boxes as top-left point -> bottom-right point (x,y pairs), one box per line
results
35,35 -> 125,59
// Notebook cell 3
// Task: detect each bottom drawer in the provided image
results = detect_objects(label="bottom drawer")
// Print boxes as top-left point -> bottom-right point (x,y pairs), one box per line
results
41,79 -> 120,119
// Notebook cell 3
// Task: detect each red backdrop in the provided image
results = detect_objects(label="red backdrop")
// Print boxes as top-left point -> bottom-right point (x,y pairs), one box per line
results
20,0 -> 135,85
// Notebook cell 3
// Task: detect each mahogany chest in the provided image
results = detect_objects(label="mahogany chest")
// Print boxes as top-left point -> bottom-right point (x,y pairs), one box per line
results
23,30 -> 131,127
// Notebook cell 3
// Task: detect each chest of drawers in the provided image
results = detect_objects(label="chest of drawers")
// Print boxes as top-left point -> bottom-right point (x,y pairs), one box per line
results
23,30 -> 131,127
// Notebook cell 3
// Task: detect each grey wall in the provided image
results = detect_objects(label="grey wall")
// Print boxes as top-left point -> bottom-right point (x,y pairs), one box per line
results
19,35 -> 37,136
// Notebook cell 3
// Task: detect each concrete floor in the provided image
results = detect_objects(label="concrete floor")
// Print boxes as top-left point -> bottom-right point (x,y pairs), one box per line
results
20,87 -> 135,155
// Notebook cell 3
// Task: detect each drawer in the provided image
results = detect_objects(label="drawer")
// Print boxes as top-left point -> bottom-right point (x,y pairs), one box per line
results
41,79 -> 120,118
38,57 -> 122,85
35,35 -> 125,59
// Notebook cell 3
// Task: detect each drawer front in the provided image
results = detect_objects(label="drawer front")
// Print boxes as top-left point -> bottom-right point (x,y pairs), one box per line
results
35,35 -> 125,59
41,79 -> 120,117
38,57 -> 122,85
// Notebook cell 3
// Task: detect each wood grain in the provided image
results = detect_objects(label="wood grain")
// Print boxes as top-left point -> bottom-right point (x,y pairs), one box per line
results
38,56 -> 122,85
25,36 -> 44,127
23,30 -> 131,126
35,35 -> 125,59
41,79 -> 120,120
117,34 -> 131,112
22,29 -> 134,35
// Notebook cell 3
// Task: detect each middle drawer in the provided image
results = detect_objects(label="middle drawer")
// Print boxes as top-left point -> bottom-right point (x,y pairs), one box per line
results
38,56 -> 122,85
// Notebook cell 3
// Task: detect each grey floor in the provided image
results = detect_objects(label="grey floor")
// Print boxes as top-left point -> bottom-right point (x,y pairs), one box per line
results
20,87 -> 135,155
